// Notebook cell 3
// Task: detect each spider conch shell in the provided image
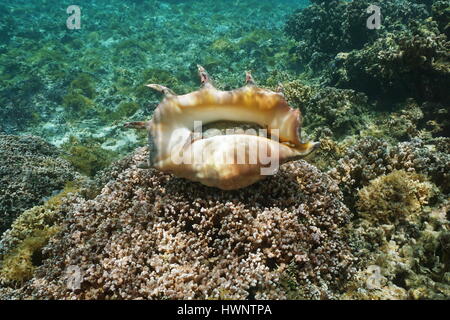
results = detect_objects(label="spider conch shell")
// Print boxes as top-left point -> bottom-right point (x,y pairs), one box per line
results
125,66 -> 319,190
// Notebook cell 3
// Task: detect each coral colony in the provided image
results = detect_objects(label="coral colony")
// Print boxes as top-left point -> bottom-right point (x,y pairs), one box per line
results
125,66 -> 319,190
0,0 -> 449,300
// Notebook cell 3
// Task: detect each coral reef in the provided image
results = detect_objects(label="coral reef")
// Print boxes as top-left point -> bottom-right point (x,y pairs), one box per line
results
0,180 -> 88,285
281,80 -> 372,140
330,18 -> 450,106
0,0 -> 448,301
391,137 -> 450,194
0,135 -> 78,234
432,0 -> 450,37
356,170 -> 434,224
0,227 -> 60,284
285,0 -> 429,72
329,136 -> 450,208
360,99 -> 426,142
1,148 -> 354,299
341,190 -> 449,300
285,0 -> 449,139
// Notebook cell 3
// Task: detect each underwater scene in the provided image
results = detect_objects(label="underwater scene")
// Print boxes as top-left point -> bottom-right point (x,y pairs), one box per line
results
0,0 -> 449,300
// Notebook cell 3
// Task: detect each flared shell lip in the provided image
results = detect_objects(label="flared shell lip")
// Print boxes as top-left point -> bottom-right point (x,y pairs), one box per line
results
150,85 -> 304,146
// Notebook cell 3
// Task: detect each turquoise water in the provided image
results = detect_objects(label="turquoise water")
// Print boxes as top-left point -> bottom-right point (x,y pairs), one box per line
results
1,0 -> 308,152
0,0 -> 449,300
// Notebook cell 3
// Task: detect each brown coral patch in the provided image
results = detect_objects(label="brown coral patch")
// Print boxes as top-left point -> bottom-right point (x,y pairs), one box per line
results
14,147 -> 353,299
356,170 -> 434,224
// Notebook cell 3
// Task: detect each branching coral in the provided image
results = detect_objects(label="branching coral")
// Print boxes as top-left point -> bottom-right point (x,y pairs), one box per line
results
4,147 -> 354,300
333,135 -> 449,300
390,137 -> 450,194
370,99 -> 425,141
281,80 -> 372,140
329,136 -> 450,207
341,195 -> 449,300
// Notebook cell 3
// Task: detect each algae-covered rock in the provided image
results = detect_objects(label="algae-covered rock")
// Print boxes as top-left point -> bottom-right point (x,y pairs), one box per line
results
0,135 -> 78,234
356,170 -> 434,224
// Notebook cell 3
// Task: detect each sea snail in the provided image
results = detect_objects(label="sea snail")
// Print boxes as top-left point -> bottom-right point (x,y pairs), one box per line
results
125,66 -> 319,190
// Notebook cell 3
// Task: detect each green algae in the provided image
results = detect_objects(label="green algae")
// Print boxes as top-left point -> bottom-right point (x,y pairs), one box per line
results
0,226 -> 59,283
110,101 -> 140,121
0,182 -> 81,284
210,38 -> 236,54
61,136 -> 119,177
69,73 -> 97,99
62,73 -> 98,116
63,92 -> 94,115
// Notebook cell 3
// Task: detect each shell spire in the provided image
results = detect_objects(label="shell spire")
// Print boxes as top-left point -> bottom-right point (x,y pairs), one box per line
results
197,65 -> 215,89
146,83 -> 175,96
245,71 -> 255,85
